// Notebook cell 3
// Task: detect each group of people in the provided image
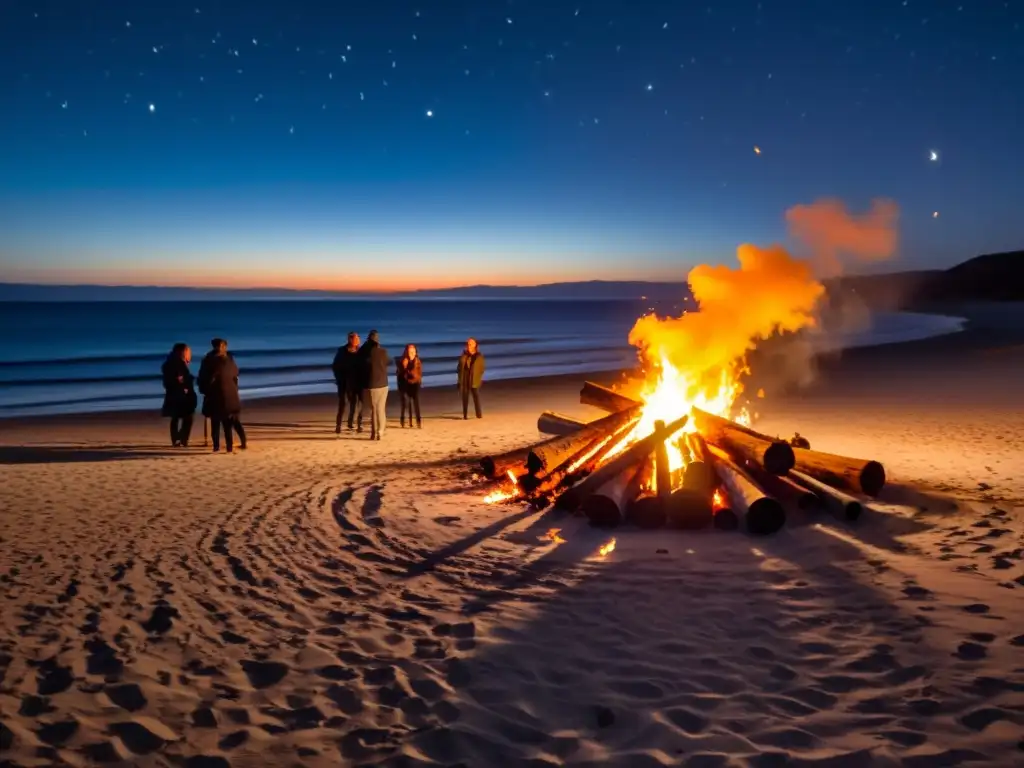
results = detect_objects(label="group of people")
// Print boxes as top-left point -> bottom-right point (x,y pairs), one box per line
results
331,332 -> 487,439
161,333 -> 487,449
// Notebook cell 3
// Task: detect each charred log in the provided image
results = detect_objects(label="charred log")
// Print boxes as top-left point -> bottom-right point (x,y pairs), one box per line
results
581,462 -> 647,528
654,420 -> 673,500
628,493 -> 667,529
707,445 -> 786,535
692,407 -> 795,475
524,420 -> 634,499
789,470 -> 863,521
579,381 -> 642,414
791,447 -> 886,498
527,405 -> 641,475
479,445 -> 533,481
711,487 -> 740,531
537,411 -> 588,437
668,488 -> 714,530
737,461 -> 820,512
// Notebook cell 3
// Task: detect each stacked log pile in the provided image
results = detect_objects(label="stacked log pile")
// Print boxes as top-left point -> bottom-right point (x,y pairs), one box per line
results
475,380 -> 887,536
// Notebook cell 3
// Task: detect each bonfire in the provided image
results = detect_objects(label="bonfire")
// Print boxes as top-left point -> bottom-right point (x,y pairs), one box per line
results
473,199 -> 897,535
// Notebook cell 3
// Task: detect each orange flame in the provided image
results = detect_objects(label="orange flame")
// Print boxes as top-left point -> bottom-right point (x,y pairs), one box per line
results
483,469 -> 520,504
598,538 -> 616,556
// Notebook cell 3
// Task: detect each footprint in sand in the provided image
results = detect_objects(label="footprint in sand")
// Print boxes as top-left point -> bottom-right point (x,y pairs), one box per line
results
954,642 -> 988,661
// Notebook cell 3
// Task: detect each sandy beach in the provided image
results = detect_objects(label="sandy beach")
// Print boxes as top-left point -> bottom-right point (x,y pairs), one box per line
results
2,308 -> 1024,767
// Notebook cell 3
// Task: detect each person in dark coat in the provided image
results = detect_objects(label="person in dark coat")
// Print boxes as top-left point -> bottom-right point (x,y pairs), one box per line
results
197,338 -> 247,453
161,342 -> 197,447
457,337 -> 485,419
396,343 -> 423,428
332,331 -> 363,433
359,330 -> 391,440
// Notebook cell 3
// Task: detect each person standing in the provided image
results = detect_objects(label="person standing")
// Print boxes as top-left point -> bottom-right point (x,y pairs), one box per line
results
457,337 -> 485,419
332,331 -> 363,433
360,330 -> 391,440
397,344 -> 423,428
161,342 -> 197,447
198,338 -> 247,453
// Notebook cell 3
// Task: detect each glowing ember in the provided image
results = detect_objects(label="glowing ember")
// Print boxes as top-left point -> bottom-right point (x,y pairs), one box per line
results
567,434 -> 613,473
598,537 -> 616,556
712,488 -> 725,508
483,469 -> 520,504
544,528 -> 565,543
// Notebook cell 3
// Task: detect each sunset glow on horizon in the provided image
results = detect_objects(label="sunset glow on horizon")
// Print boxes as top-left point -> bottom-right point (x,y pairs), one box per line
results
0,3 -> 1022,291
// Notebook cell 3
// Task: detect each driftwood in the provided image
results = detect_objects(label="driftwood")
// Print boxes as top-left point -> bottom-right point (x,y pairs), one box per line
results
546,420 -> 638,508
790,469 -> 863,520
668,488 -> 714,529
707,445 -> 786,535
479,445 -> 533,480
654,420 -> 673,499
692,407 -> 795,475
628,493 -> 667,529
791,447 -> 886,497
581,461 -> 648,527
556,414 -> 689,513
527,405 -> 641,475
537,411 -> 588,436
579,381 -> 641,414
740,462 -> 820,512
711,486 -> 740,530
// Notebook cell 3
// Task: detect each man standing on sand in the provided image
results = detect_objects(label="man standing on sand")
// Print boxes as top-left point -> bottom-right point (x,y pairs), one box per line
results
332,331 -> 363,433
197,338 -> 247,453
359,330 -> 391,440
457,337 -> 486,419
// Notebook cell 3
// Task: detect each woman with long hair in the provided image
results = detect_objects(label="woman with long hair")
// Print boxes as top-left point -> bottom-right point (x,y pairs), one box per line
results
397,343 -> 423,428
161,342 -> 197,447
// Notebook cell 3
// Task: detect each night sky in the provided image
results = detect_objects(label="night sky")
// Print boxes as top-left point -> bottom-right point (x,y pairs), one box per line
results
1,1 -> 1021,291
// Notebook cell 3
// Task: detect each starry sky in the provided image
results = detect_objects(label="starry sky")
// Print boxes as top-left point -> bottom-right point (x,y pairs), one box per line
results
0,0 -> 1022,291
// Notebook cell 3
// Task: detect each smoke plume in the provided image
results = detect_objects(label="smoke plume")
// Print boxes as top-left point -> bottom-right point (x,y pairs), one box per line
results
627,198 -> 901,407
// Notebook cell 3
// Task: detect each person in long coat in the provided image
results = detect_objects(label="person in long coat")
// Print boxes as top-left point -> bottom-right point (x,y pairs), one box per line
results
197,338 -> 247,453
161,342 -> 197,446
396,343 -> 423,428
457,337 -> 486,419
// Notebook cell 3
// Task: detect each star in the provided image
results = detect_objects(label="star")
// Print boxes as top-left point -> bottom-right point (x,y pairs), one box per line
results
645,83 -> 653,91
929,150 -> 939,161
148,103 -> 155,113
426,109 -> 434,117
753,146 -> 762,155
932,211 -> 939,218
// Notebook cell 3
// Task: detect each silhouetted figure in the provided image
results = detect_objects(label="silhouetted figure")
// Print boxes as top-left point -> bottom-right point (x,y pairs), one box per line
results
457,337 -> 485,419
397,344 -> 423,428
198,338 -> 247,453
161,342 -> 197,447
359,330 -> 391,440
332,331 -> 363,433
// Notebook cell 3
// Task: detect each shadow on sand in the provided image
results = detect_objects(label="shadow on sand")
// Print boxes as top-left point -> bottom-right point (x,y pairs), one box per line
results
0,443 -> 187,465
386,508 -> 1005,767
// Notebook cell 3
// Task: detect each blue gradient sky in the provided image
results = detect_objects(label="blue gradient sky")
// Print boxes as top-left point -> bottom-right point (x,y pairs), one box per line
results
1,1 -> 1022,290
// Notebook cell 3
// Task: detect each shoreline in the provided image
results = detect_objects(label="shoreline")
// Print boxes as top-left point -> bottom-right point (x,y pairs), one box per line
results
0,317 -> 989,430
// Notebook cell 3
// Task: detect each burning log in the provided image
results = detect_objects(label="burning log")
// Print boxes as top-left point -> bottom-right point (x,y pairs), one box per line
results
537,411 -> 588,437
789,470 -> 863,521
791,447 -> 886,498
556,414 -> 689,513
706,445 -> 786,535
535,419 -> 639,504
682,432 -> 717,495
692,407 -> 795,476
527,405 -> 641,475
479,445 -> 533,481
581,461 -> 648,528
579,381 -> 641,414
654,420 -> 672,501
628,492 -> 667,529
711,487 -> 739,531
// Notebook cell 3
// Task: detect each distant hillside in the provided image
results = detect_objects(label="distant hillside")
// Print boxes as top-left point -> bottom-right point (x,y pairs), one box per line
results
827,250 -> 1024,308
0,251 -> 1020,303
0,280 -> 689,302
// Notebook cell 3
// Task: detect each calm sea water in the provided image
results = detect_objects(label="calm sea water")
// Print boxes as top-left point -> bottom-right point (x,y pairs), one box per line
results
0,300 -> 966,418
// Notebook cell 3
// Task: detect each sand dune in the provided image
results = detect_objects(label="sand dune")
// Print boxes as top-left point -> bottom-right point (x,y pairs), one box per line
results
1,344 -> 1023,766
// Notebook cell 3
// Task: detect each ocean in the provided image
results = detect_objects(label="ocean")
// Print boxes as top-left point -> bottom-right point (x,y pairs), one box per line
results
0,300 -> 967,418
